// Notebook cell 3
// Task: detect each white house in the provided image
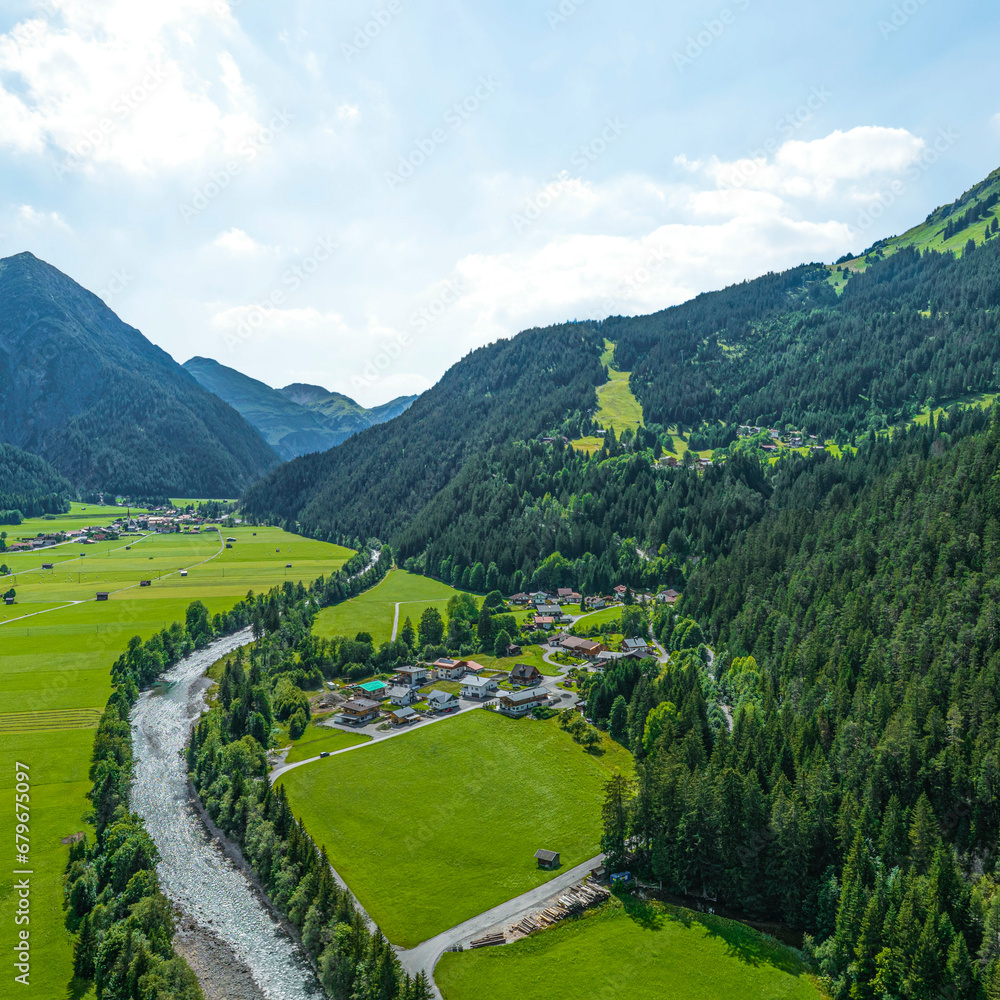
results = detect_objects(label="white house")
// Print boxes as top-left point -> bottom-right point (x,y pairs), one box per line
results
389,685 -> 419,707
622,637 -> 652,656
427,690 -> 460,713
461,675 -> 498,699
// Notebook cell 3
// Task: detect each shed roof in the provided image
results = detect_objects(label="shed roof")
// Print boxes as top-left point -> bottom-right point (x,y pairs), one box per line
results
535,849 -> 559,862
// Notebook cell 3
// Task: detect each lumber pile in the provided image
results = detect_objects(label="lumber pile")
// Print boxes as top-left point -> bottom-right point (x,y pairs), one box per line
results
469,932 -> 505,948
507,880 -> 611,938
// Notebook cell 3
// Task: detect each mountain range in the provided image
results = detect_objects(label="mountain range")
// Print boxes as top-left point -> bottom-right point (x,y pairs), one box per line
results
182,357 -> 416,460
0,252 -> 279,498
244,163 -> 1000,585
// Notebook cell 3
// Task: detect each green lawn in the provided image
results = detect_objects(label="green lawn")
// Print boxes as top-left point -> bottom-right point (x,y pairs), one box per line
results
283,723 -> 370,763
312,569 -> 477,646
436,897 -> 825,1000
277,711 -> 633,946
0,524 -> 353,999
468,644 -> 560,677
573,606 -> 622,631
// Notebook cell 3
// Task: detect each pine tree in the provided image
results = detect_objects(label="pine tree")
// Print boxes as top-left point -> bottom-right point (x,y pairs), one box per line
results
400,616 -> 415,651
944,931 -> 975,1000
477,606 -> 493,648
877,794 -> 907,868
908,793 -> 940,873
73,911 -> 96,979
609,695 -> 629,746
411,971 -> 434,999
835,833 -> 871,971
601,772 -> 633,873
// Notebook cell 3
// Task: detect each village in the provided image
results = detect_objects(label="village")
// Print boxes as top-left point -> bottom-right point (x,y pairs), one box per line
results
322,584 -> 681,735
1,505 -> 214,553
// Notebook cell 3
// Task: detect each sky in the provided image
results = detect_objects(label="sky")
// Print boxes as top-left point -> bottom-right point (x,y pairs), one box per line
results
0,0 -> 998,406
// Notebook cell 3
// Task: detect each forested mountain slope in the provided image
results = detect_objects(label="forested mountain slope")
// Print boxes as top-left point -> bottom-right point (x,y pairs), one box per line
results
0,442 -> 72,520
861,164 -> 1000,260
569,408 -> 1000,998
611,406 -> 1000,999
0,253 -> 279,496
242,323 -> 606,540
613,237 -> 1000,434
245,177 -> 1000,584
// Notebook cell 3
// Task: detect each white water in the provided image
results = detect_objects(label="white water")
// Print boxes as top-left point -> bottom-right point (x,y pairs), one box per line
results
130,629 -> 322,1000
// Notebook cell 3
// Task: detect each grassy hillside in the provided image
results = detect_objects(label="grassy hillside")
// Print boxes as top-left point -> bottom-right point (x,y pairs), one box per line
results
312,568 -> 471,645
850,165 -> 1000,264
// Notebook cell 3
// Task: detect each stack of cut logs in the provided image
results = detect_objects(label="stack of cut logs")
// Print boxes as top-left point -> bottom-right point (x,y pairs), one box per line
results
468,879 -> 611,948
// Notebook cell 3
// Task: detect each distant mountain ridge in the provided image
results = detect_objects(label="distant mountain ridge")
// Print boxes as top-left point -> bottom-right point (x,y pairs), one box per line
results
183,360 -> 416,460
280,382 -> 416,425
0,253 -> 279,496
244,163 -> 1000,563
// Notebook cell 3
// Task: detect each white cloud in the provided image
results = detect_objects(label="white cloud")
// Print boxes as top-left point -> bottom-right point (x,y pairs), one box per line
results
0,2 -> 261,174
18,204 -> 69,229
212,227 -> 264,253
336,103 -> 360,122
681,126 -> 927,203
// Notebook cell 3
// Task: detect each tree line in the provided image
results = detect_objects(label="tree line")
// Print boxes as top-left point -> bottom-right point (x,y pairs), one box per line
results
600,405 -> 1000,999
62,545 -> 391,999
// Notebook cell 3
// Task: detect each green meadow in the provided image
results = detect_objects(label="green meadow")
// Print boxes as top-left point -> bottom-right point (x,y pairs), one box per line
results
312,568 -> 475,645
4,501 -> 147,540
277,711 -> 633,947
571,340 -> 643,454
282,722 -> 371,763
0,520 -> 352,1000
436,897 -> 825,1000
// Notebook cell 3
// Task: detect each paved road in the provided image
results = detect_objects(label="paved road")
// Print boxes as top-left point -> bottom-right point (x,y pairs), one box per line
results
391,602 -> 401,641
396,852 -> 605,993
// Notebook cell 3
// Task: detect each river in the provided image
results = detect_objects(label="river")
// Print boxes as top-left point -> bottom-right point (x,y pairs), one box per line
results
130,628 -> 323,1000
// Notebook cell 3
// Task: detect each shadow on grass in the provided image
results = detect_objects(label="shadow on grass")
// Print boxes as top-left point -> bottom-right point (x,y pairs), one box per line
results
684,909 -> 808,976
617,891 -> 666,931
617,889 -> 810,978
65,975 -> 92,1000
